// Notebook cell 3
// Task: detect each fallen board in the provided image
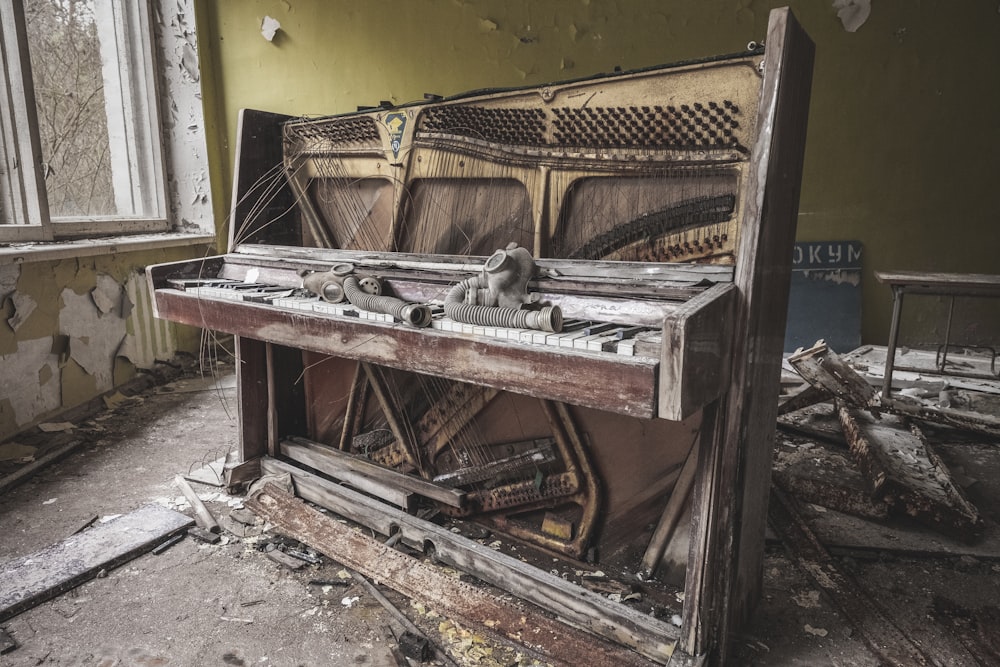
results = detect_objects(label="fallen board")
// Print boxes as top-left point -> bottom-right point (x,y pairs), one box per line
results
0,504 -> 193,622
245,481 -> 659,667
839,406 -> 984,542
254,458 -> 679,664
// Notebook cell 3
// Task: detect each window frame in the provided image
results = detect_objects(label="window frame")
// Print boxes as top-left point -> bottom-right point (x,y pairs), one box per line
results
0,0 -> 169,241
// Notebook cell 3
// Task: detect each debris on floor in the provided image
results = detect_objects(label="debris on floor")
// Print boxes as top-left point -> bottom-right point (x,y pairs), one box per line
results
780,341 -> 997,544
0,504 -> 193,622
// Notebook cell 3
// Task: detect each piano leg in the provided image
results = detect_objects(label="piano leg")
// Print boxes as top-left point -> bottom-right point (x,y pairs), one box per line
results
236,336 -> 269,462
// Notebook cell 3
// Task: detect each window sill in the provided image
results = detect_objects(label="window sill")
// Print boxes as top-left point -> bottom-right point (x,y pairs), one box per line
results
0,231 -> 216,265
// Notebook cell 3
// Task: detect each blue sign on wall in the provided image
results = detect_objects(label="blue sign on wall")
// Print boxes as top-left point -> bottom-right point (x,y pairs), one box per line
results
784,241 -> 863,353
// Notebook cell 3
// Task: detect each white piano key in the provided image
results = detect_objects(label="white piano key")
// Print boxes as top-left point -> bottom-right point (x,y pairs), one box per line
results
558,330 -> 589,348
586,333 -> 622,352
616,338 -> 637,356
575,329 -> 618,350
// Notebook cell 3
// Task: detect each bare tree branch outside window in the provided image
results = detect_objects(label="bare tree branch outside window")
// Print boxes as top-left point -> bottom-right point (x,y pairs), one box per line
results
24,0 -> 116,217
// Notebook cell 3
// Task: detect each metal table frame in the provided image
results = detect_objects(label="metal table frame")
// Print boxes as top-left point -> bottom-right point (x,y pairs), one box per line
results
876,271 -> 1000,401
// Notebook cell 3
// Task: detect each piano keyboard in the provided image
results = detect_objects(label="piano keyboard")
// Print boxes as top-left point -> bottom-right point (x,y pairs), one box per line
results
169,278 -> 662,358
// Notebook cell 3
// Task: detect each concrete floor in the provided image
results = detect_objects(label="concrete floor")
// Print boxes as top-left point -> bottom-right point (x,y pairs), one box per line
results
0,361 -> 997,666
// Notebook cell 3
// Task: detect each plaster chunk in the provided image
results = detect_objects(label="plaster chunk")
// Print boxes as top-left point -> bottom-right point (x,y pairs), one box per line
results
0,338 -> 61,426
261,15 -> 281,41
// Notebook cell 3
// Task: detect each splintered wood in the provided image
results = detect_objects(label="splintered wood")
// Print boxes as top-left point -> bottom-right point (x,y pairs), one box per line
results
839,407 -> 984,542
244,483 -> 665,667
787,340 -> 876,409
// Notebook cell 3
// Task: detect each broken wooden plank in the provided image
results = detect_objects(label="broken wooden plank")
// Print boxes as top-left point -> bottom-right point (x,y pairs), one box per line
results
788,340 -> 877,409
772,436 -> 890,521
174,474 -> 221,534
0,504 -> 192,622
265,548 -> 306,570
283,436 -> 464,508
777,382 -> 831,416
838,406 -> 984,542
639,439 -> 700,580
0,439 -> 83,495
223,457 -> 261,491
253,461 -> 678,664
280,439 -> 414,511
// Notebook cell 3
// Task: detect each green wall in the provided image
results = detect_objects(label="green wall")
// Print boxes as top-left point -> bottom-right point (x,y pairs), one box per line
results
196,0 -> 1000,345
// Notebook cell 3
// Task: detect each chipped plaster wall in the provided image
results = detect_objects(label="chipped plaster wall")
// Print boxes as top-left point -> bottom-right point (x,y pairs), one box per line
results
196,0 -> 1000,345
0,0 -> 213,442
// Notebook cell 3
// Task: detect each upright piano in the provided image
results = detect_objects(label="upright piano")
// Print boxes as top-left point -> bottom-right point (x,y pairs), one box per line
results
149,8 -> 813,664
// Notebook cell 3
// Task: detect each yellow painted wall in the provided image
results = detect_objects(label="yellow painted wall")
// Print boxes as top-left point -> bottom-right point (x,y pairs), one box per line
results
195,0 -> 1000,345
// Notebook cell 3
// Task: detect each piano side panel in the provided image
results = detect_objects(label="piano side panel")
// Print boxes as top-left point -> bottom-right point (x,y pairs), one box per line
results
659,282 -> 736,421
681,8 -> 815,659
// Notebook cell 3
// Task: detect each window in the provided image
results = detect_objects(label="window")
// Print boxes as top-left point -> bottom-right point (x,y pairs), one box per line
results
0,0 -> 166,241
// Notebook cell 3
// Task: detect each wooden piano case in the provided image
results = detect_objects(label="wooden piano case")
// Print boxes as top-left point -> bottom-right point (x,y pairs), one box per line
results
149,8 -> 812,664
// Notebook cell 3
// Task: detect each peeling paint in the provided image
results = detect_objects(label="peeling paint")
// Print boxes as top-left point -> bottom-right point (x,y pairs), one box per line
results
120,271 -> 176,369
91,273 -> 123,316
800,269 -> 862,287
0,338 -> 61,426
157,0 -> 213,234
0,264 -> 18,300
7,293 -> 37,332
59,286 -> 127,393
832,0 -> 871,33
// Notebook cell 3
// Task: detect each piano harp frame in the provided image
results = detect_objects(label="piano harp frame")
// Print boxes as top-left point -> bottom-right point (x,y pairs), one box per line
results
148,8 -> 813,664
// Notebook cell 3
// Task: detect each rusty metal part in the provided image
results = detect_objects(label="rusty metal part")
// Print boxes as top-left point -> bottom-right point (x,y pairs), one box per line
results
369,440 -> 407,469
246,479 -> 673,666
432,438 -> 557,487
478,400 -> 601,559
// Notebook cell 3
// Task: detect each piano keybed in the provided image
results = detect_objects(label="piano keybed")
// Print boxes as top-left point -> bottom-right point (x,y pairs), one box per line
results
169,278 -> 663,358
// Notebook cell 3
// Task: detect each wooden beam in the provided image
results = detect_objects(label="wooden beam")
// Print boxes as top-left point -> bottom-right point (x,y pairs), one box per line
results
283,436 -> 465,508
279,440 -> 413,510
257,459 -> 679,664
0,504 -> 192,622
683,8 -> 815,659
174,474 -> 221,533
639,438 -> 700,579
788,341 -> 877,409
235,336 -> 268,463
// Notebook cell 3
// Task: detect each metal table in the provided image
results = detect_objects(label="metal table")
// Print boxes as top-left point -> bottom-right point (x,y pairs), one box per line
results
875,271 -> 1000,400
